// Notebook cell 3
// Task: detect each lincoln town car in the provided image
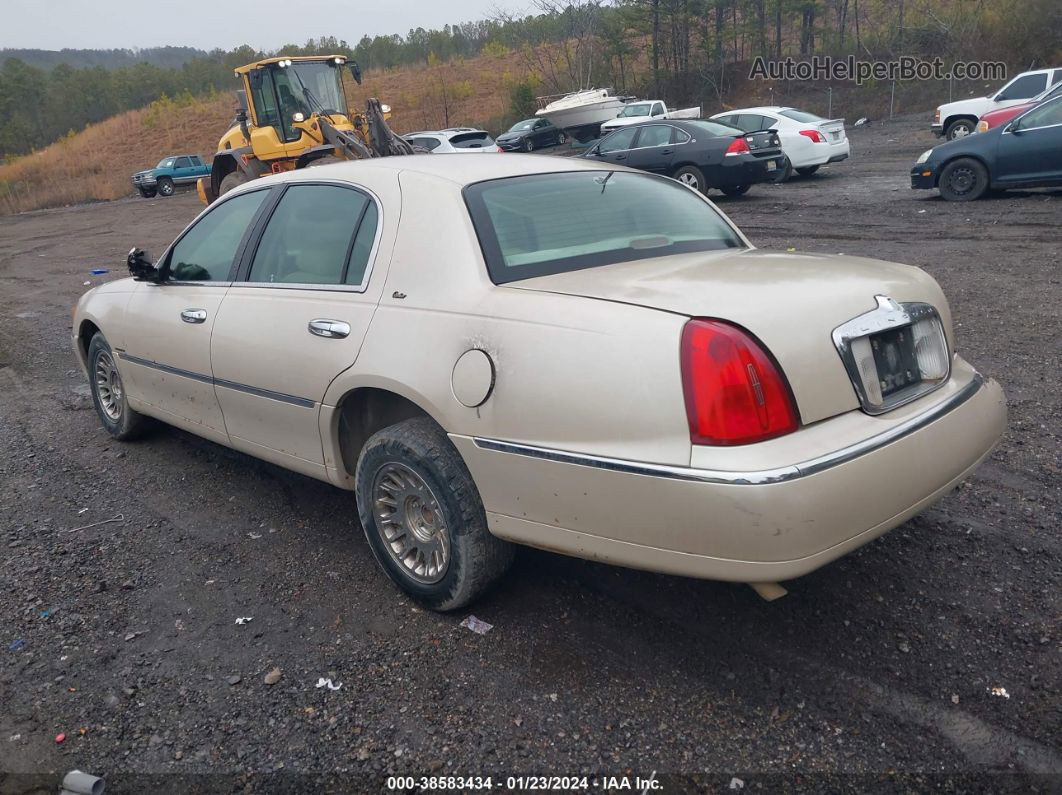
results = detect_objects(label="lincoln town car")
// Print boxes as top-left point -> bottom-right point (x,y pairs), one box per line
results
72,156 -> 1006,609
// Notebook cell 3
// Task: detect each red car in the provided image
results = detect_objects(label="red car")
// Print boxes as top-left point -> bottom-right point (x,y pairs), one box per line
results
976,81 -> 1062,132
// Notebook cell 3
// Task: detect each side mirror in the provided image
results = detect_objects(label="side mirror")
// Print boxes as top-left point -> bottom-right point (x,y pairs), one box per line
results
349,61 -> 363,85
127,247 -> 163,282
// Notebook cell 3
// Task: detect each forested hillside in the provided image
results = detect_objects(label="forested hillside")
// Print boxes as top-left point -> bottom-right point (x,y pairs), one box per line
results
0,47 -> 206,71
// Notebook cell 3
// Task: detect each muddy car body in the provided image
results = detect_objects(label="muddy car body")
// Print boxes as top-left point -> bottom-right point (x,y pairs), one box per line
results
73,156 -> 1006,609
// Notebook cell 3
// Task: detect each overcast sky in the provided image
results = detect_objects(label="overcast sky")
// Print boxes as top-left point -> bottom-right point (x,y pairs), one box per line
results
1,0 -> 532,51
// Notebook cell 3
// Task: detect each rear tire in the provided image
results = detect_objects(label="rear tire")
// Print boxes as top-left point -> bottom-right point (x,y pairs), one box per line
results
937,157 -> 989,202
156,177 -> 175,197
672,165 -> 707,194
87,333 -> 153,441
218,170 -> 249,196
795,165 -> 820,177
355,417 -> 514,611
720,184 -> 751,197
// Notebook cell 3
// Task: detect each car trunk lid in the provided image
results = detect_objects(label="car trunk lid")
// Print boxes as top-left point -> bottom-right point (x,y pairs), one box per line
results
505,248 -> 948,425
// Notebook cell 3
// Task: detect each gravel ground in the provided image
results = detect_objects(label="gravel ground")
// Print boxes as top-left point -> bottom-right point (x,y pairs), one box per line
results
0,116 -> 1059,793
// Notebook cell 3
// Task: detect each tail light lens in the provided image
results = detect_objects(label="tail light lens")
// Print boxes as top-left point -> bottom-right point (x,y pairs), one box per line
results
725,137 -> 751,156
798,129 -> 825,143
680,319 -> 799,446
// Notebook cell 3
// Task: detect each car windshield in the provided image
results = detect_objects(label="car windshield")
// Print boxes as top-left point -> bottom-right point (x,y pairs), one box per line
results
618,103 -> 653,117
509,120 -> 537,132
464,171 -> 744,283
156,158 -> 175,168
779,108 -> 825,123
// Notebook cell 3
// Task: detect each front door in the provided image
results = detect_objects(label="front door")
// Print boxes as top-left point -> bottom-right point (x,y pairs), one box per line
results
210,182 -> 386,469
995,99 -> 1062,185
592,126 -> 637,165
119,187 -> 271,442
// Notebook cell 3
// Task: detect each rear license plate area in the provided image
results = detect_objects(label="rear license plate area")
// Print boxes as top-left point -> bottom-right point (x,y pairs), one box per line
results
870,326 -> 921,398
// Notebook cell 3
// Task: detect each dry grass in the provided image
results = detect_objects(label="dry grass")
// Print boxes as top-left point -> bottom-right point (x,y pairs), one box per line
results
0,48 -> 535,215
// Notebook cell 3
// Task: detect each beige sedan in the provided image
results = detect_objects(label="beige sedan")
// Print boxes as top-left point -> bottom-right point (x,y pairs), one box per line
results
72,156 -> 1006,609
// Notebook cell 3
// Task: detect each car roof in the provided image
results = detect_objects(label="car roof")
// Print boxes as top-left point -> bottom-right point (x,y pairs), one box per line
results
261,153 -> 617,187
714,106 -> 793,115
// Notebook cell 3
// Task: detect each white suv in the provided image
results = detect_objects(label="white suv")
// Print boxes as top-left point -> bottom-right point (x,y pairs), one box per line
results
933,67 -> 1062,139
403,128 -> 500,153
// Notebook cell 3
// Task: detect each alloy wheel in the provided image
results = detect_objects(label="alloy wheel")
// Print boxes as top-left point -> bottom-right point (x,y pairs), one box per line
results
371,462 -> 450,584
94,350 -> 123,421
678,172 -> 700,190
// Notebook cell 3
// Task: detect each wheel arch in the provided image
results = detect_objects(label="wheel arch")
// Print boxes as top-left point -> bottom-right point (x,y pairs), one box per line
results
76,318 -> 101,367
935,151 -> 992,187
327,385 -> 448,483
942,114 -> 978,133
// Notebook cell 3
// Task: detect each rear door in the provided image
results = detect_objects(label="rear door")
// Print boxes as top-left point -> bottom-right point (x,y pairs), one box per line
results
625,124 -> 678,173
119,187 -> 272,441
209,181 -> 387,468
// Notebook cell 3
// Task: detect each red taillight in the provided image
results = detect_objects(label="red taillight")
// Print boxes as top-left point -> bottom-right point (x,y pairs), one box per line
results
799,129 -> 825,143
725,137 -> 750,155
680,319 -> 799,446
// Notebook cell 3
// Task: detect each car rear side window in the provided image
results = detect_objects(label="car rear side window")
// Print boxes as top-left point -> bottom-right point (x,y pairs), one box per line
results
410,137 -> 442,151
451,132 -> 495,149
247,184 -> 376,286
166,189 -> 269,282
464,171 -> 744,284
634,125 -> 672,148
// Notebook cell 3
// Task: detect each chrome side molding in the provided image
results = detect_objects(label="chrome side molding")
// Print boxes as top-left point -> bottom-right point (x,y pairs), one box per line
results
473,373 -> 986,486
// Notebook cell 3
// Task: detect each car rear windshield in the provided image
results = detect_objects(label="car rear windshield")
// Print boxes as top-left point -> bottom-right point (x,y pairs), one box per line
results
779,109 -> 825,123
451,132 -> 495,148
464,171 -> 744,283
680,120 -> 744,137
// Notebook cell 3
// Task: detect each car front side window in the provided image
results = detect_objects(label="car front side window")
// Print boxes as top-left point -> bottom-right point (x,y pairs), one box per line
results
598,127 -> 637,153
166,189 -> 269,282
1015,97 -> 1062,130
999,74 -> 1048,100
247,184 -> 376,286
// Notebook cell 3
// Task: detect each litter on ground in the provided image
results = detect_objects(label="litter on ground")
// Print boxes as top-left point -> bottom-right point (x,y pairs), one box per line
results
316,677 -> 343,691
460,615 -> 493,635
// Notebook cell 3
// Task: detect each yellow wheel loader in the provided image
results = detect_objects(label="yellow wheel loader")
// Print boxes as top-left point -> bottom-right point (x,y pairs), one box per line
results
197,55 -> 414,204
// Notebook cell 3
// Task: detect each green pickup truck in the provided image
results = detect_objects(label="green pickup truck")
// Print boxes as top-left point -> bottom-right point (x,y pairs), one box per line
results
130,155 -> 212,198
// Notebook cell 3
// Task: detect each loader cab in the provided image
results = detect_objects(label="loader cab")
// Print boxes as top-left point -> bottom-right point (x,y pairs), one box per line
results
241,57 -> 351,152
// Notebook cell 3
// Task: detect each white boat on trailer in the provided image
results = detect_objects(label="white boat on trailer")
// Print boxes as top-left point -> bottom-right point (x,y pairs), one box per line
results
535,88 -> 630,133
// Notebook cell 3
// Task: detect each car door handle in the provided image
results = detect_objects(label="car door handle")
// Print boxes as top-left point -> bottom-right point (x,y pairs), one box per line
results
614,154 -> 627,160
180,309 -> 207,324
308,319 -> 350,339
660,148 -> 674,155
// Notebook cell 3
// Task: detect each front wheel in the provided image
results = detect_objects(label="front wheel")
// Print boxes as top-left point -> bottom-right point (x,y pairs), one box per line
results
355,417 -> 514,611
720,184 -> 751,197
523,138 -> 535,153
87,334 -> 153,440
156,177 -> 175,197
795,165 -> 820,177
945,118 -> 975,140
672,165 -> 707,194
137,188 -> 157,198
938,157 -> 989,201
556,132 -> 567,145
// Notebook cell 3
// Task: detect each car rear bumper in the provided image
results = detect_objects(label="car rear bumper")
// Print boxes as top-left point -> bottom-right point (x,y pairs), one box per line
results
453,361 -> 1005,583
711,153 -> 784,186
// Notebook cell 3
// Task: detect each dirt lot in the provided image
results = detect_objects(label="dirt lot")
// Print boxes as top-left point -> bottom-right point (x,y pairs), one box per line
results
1,117 -> 1059,793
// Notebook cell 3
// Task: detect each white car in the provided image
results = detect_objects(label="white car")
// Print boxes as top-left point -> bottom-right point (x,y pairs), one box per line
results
933,67 -> 1062,139
403,128 -> 501,153
710,106 -> 849,178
